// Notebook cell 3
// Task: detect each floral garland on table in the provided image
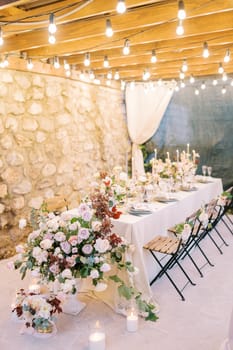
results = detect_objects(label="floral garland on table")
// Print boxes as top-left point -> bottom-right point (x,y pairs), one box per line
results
12,186 -> 158,322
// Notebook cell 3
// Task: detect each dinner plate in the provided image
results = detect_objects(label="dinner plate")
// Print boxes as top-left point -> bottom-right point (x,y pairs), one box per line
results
155,197 -> 178,203
180,186 -> 198,192
128,208 -> 152,216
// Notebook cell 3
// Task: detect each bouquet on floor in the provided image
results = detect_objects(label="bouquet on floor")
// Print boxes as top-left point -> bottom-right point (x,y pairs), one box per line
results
12,288 -> 62,334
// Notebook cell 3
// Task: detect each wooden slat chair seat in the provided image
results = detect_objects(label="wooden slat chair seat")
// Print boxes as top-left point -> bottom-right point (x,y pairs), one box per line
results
144,235 -> 196,301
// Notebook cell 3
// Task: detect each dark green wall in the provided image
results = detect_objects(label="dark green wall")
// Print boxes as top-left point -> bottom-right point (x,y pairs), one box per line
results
150,78 -> 233,189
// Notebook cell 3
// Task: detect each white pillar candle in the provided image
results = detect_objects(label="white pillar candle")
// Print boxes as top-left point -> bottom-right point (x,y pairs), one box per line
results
166,151 -> 170,160
89,331 -> 106,350
192,149 -> 196,163
187,143 -> 190,154
126,312 -> 138,332
176,149 -> 179,162
154,148 -> 157,160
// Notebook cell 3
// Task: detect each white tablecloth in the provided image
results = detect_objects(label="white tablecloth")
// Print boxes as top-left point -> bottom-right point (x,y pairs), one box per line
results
112,178 -> 223,302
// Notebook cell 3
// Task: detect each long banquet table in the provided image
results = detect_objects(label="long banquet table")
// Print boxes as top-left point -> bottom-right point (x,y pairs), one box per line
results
0,178 -> 223,350
111,177 -> 223,304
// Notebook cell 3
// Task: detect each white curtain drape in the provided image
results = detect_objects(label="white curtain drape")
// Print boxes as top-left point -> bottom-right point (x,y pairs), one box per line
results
125,83 -> 174,177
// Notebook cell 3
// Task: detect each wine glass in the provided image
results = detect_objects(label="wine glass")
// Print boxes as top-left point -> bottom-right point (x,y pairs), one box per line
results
207,166 -> 212,177
202,165 -> 207,177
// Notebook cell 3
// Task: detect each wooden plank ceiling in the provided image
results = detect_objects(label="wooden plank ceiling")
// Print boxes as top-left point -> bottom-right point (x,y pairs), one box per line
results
0,0 -> 233,83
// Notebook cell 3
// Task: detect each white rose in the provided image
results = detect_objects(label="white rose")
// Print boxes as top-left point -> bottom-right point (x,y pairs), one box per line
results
19,219 -> 27,229
61,268 -> 73,279
32,246 -> 42,258
90,269 -> 99,279
54,231 -> 66,242
94,238 -> 110,253
92,221 -> 102,232
100,263 -> 111,272
94,282 -> 108,292
40,238 -> 53,250
61,279 -> 76,293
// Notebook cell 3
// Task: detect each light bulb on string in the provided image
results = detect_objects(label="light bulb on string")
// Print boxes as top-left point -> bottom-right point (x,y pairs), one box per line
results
103,55 -> 109,68
203,42 -> 209,58
222,86 -> 226,94
121,80 -> 126,90
181,60 -> 188,72
179,70 -> 185,80
175,85 -> 180,92
54,56 -> 60,69
180,80 -> 185,88
201,81 -> 206,89
231,79 -> 233,87
223,49 -> 230,63
64,60 -> 70,71
89,70 -> 95,80
3,55 -> 9,67
189,75 -> 195,83
218,63 -> 224,74
105,19 -> 113,37
142,69 -> 150,81
195,88 -> 199,95
114,70 -> 120,80
130,81 -> 135,90
27,58 -> 34,70
107,71 -> 112,80
123,39 -> 130,55
213,79 -> 218,86
48,34 -> 56,44
106,80 -> 111,86
176,20 -> 184,36
158,79 -> 163,86
48,13 -> 56,34
151,49 -> 157,63
178,0 -> 186,20
116,0 -> 126,14
79,71 -> 85,80
84,52 -> 90,67
65,70 -> 71,77
222,72 -> 228,81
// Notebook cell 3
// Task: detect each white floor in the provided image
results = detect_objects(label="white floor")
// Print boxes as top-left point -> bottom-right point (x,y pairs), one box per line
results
0,217 -> 232,350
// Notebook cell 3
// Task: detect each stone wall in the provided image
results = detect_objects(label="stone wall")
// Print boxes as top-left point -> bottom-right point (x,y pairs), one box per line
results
0,69 -> 129,258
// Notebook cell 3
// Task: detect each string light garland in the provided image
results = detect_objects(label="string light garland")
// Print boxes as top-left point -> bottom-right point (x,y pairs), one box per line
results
0,0 -> 232,90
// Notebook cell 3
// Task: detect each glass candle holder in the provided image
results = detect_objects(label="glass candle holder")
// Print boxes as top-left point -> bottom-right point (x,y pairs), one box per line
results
126,307 -> 138,332
89,320 -> 106,350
